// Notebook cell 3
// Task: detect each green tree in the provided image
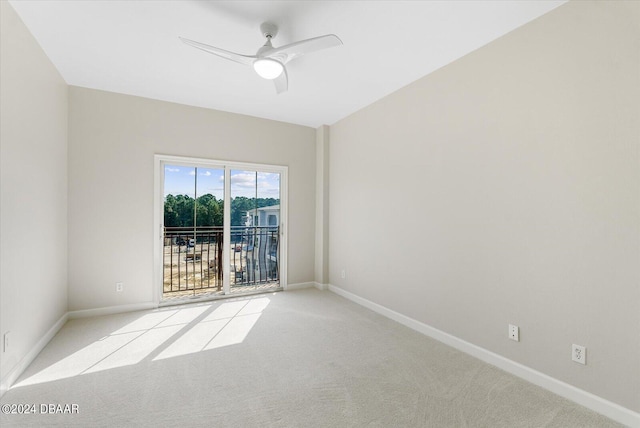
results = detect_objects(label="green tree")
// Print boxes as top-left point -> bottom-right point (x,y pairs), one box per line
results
195,194 -> 223,226
165,195 -> 279,228
164,194 -> 179,227
231,196 -> 254,226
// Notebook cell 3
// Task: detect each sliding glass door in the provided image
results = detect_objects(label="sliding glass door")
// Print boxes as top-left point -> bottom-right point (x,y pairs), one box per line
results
156,156 -> 286,302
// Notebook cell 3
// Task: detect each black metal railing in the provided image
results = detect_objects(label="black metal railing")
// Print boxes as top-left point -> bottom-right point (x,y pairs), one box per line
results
230,226 -> 280,286
162,226 -> 279,296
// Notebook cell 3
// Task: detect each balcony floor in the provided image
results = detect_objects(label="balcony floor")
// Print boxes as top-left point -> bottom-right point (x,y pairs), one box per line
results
161,281 -> 281,303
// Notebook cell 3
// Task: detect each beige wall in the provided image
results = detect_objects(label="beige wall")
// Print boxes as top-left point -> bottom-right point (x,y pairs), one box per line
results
329,0 -> 639,412
0,1 -> 68,388
68,87 -> 316,311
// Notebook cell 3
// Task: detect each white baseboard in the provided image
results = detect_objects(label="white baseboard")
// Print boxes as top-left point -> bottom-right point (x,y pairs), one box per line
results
285,282 -> 327,291
68,302 -> 157,319
285,282 -> 315,290
0,312 -> 68,398
328,284 -> 640,428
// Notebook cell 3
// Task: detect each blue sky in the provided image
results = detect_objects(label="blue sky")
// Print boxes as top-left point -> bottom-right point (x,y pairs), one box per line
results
164,165 -> 280,199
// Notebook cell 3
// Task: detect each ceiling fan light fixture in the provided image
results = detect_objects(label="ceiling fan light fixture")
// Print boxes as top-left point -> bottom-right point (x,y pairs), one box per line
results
180,23 -> 342,93
253,58 -> 284,80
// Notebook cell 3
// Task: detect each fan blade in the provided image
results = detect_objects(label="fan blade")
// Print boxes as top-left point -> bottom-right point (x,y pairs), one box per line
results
273,67 -> 288,94
179,37 -> 256,66
263,34 -> 342,64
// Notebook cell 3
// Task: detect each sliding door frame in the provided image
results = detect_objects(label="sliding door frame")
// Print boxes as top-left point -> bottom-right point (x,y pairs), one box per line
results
153,154 -> 288,304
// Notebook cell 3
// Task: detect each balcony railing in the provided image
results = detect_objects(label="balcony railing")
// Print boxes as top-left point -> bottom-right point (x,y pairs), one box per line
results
163,226 -> 279,298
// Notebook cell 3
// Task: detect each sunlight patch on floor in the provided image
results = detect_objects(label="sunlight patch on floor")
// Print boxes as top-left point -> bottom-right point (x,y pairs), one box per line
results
154,298 -> 268,359
15,330 -> 144,386
153,318 -> 226,360
14,297 -> 270,387
84,325 -> 182,374
110,310 -> 179,335
204,313 -> 261,351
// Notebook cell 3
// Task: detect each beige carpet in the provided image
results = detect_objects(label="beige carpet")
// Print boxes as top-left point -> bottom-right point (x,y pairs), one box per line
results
0,289 -> 623,427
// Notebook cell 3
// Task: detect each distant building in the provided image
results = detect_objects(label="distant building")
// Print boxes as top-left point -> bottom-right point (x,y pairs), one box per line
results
243,205 -> 279,282
245,204 -> 280,228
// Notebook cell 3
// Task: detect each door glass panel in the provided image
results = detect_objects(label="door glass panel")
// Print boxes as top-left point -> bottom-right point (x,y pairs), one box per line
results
230,170 -> 280,293
256,172 -> 280,285
162,165 -> 224,299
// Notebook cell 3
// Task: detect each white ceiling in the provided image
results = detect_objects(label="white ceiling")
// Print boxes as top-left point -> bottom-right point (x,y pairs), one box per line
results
9,0 -> 566,128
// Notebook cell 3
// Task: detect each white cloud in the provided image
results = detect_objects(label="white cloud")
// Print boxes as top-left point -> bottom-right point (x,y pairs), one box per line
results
231,172 -> 257,188
165,167 -> 180,173
227,172 -> 281,197
257,172 -> 280,182
200,171 -> 212,176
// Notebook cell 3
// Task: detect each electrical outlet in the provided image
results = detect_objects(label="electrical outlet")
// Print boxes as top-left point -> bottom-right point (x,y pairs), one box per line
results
341,269 -> 346,279
3,332 -> 10,352
508,324 -> 519,341
116,282 -> 123,292
572,344 -> 586,365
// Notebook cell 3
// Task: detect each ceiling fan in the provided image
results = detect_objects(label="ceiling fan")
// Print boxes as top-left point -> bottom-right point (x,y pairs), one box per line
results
179,22 -> 342,94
